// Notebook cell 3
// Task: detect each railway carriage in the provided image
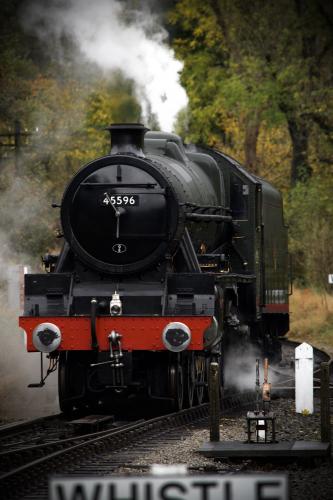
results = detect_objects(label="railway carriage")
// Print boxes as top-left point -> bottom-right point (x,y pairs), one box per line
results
19,124 -> 290,413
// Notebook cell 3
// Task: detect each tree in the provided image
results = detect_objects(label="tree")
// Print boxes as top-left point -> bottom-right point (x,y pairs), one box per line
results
0,1 -> 143,261
286,175 -> 333,291
85,72 -> 142,159
169,0 -> 333,184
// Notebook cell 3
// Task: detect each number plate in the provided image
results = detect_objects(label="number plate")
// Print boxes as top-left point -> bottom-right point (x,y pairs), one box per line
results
100,193 -> 139,207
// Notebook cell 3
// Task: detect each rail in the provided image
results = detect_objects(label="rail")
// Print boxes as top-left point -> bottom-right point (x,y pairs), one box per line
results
0,391 -> 257,499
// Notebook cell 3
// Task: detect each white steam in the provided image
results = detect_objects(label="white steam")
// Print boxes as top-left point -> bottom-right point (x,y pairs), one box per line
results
0,305 -> 58,420
23,0 -> 188,131
0,179 -> 58,421
223,345 -> 280,392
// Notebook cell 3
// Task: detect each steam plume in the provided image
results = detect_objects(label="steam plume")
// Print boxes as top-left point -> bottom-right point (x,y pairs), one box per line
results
0,179 -> 58,420
22,0 -> 188,131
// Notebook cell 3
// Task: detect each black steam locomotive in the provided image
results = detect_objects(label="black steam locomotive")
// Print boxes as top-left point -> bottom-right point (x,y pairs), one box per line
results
20,124 -> 289,413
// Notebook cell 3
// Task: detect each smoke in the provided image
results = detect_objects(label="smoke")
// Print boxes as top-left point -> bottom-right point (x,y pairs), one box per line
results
0,264 -> 58,421
223,344 -> 280,392
0,178 -> 58,421
224,345 -> 260,392
0,305 -> 58,420
0,0 -> 188,420
22,0 -> 188,131
0,176 -> 57,261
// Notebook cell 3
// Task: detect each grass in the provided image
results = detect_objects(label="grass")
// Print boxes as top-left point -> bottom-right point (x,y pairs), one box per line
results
288,288 -> 333,358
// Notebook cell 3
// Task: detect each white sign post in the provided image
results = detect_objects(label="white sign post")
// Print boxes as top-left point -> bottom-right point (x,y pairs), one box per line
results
50,475 -> 288,500
295,342 -> 313,414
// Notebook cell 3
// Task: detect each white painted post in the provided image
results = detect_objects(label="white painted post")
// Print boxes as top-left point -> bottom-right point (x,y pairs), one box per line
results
295,342 -> 313,414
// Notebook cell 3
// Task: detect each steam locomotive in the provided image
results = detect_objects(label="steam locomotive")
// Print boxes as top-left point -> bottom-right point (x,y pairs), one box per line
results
19,124 -> 290,414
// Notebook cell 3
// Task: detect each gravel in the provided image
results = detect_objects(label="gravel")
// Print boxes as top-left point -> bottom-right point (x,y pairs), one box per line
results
115,399 -> 332,500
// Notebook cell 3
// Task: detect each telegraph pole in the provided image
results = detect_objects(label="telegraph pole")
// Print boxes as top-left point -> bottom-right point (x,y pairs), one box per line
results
14,120 -> 21,174
0,120 -> 33,174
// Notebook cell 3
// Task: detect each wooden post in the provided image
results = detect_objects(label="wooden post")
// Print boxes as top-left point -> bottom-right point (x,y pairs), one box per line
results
320,362 -> 331,444
209,361 -> 220,442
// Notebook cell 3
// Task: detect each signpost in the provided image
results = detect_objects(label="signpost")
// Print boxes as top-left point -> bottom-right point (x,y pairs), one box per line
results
295,343 -> 313,414
49,474 -> 288,500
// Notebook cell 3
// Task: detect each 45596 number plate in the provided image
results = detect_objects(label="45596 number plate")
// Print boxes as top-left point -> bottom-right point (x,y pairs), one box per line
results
100,193 -> 139,207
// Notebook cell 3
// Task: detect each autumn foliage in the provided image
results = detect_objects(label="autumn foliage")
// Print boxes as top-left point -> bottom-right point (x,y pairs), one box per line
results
0,0 -> 332,292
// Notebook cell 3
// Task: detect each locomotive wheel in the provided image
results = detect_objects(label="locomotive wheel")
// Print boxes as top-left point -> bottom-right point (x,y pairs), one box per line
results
58,352 -> 71,415
168,362 -> 184,411
195,355 -> 208,405
183,352 -> 195,408
58,351 -> 88,416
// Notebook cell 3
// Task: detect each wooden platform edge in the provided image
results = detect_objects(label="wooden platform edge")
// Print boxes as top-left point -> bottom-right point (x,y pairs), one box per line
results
198,440 -> 331,458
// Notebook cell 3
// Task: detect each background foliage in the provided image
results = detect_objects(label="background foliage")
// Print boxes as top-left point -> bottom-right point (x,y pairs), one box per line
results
0,0 -> 332,292
168,0 -> 333,292
0,1 -> 142,263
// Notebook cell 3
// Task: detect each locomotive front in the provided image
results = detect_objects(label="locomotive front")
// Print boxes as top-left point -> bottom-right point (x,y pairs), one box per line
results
61,126 -> 179,275
19,122 -> 290,413
61,124 -> 221,274
19,124 -> 225,413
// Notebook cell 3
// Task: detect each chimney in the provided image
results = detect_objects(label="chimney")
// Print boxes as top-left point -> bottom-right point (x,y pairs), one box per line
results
106,123 -> 149,157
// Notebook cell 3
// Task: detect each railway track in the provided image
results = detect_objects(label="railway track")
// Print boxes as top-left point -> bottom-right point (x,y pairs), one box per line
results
0,414 -> 71,456
0,339 -> 331,499
0,418 -> 144,473
0,414 -> 62,439
0,391 -> 256,500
